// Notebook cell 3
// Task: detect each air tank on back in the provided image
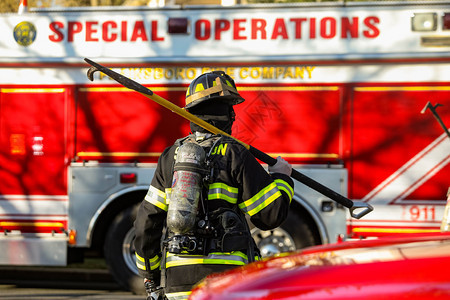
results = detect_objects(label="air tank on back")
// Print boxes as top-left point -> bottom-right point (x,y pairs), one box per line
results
167,142 -> 206,235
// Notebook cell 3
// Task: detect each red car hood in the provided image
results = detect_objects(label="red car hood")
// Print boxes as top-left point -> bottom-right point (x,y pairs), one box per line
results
190,233 -> 450,300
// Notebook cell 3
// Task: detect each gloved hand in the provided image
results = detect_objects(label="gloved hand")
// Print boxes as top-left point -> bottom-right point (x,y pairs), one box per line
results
268,156 -> 292,176
144,278 -> 165,300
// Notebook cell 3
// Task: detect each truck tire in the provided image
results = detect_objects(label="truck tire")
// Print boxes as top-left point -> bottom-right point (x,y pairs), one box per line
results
251,209 -> 318,257
104,205 -> 145,295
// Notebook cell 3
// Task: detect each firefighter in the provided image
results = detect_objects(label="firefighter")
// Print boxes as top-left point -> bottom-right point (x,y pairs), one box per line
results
133,71 -> 294,300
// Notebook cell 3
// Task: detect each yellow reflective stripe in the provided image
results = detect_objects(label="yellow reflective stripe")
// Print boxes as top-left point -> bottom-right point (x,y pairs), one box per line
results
135,253 -> 146,271
245,191 -> 281,216
166,291 -> 191,300
136,253 -> 145,262
150,254 -> 161,271
166,258 -> 245,268
166,251 -> 248,260
145,185 -> 168,211
165,251 -> 248,268
209,251 -> 248,260
274,179 -> 294,202
208,182 -> 238,204
209,183 -> 238,194
239,182 -> 281,216
165,188 -> 172,205
135,253 -> 161,271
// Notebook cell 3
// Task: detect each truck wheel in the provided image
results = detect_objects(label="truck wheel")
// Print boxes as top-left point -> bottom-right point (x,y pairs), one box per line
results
251,209 -> 317,257
104,205 -> 145,295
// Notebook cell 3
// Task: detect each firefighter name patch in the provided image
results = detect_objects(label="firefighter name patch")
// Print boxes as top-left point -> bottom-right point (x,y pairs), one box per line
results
14,21 -> 37,46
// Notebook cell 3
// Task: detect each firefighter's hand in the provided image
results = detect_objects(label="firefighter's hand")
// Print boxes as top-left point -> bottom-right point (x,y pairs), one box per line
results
268,156 -> 292,176
144,278 -> 165,300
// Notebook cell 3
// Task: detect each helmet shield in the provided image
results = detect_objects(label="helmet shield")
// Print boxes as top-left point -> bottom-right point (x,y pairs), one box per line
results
185,71 -> 245,110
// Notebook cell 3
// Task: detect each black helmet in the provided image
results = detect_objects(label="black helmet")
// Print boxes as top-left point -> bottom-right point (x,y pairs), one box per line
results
185,71 -> 245,110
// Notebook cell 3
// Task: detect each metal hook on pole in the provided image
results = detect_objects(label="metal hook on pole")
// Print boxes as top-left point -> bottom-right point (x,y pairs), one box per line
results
421,101 -> 450,139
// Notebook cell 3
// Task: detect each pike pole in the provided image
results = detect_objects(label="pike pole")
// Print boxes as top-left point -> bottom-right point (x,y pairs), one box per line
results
421,101 -> 450,140
84,58 -> 373,219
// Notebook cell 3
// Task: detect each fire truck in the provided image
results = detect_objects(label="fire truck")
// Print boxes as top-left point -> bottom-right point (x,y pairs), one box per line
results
0,0 -> 449,293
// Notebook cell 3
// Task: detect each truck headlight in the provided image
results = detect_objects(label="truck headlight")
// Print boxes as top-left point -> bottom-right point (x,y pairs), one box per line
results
411,13 -> 437,31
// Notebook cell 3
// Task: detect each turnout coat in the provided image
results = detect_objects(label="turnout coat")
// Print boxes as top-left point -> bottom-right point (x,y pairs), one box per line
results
134,134 -> 294,300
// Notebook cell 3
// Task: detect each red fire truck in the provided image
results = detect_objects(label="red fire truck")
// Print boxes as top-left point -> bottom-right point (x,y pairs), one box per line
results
0,0 -> 449,293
